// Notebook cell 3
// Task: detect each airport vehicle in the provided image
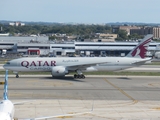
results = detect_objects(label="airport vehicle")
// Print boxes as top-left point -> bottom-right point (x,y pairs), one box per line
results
0,70 -> 92,120
3,35 -> 153,78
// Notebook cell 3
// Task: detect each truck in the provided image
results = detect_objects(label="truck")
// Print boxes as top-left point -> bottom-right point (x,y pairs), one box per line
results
2,49 -> 7,55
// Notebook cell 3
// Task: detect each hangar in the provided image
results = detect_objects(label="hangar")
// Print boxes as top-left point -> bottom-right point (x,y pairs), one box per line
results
0,36 -> 160,57
75,42 -> 160,57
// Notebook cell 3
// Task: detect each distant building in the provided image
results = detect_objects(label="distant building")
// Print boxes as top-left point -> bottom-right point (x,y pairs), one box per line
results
9,23 -> 15,26
112,25 -> 159,38
0,33 -> 9,36
130,27 -> 153,36
130,27 -> 160,39
9,22 -> 25,26
93,33 -> 117,42
0,36 -> 49,43
119,26 -> 141,35
153,27 -> 160,39
112,25 -> 141,35
0,36 -> 160,57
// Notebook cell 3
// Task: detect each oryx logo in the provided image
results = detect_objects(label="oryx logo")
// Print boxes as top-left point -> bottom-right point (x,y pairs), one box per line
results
131,38 -> 151,58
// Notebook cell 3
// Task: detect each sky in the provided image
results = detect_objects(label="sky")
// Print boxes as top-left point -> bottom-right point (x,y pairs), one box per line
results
0,0 -> 160,24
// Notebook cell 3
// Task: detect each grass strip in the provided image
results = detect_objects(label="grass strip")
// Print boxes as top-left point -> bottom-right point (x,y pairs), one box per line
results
0,70 -> 159,76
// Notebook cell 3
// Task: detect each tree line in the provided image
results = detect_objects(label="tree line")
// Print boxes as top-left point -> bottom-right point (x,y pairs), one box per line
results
0,24 -> 143,41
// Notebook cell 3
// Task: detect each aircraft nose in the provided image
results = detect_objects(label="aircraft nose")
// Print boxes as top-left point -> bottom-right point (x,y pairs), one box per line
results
3,63 -> 9,70
0,112 -> 11,120
3,64 -> 7,69
0,117 -> 11,120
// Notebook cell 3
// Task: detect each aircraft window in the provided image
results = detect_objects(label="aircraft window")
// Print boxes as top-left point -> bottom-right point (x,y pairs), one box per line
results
6,62 -> 10,65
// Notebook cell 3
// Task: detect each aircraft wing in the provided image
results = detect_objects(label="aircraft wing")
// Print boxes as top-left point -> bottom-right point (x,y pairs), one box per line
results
19,111 -> 92,120
66,62 -> 109,71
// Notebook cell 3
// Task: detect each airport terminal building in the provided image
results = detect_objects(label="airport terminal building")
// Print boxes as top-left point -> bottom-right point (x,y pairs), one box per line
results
0,36 -> 160,57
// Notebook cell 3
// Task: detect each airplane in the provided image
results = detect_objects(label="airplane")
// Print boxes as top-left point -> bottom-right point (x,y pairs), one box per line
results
0,70 -> 92,120
3,34 -> 153,79
0,70 -> 14,120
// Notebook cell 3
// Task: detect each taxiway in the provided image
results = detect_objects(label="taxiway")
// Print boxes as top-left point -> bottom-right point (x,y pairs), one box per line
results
0,75 -> 160,119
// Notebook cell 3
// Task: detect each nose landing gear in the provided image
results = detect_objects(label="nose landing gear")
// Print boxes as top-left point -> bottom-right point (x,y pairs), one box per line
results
16,74 -> 19,78
13,71 -> 19,78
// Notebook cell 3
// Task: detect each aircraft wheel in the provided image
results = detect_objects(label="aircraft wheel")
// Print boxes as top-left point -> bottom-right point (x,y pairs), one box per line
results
80,74 -> 85,79
77,74 -> 80,78
16,75 -> 19,78
82,75 -> 85,79
79,75 -> 82,79
74,74 -> 77,78
79,74 -> 82,78
74,74 -> 85,79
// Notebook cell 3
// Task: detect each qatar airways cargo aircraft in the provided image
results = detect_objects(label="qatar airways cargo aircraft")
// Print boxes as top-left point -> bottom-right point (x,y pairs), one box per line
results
3,34 -> 153,78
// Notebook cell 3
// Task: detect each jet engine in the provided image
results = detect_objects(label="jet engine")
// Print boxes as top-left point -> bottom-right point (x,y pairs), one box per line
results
51,66 -> 68,77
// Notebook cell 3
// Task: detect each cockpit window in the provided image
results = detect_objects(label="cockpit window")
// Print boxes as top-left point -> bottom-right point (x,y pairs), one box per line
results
6,62 -> 10,65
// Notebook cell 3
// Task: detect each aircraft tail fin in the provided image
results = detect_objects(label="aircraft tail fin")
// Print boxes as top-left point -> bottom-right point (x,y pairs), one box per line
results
126,34 -> 153,59
3,70 -> 8,100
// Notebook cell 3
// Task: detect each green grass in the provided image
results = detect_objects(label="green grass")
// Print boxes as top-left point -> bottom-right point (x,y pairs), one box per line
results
0,70 -> 159,76
83,71 -> 160,76
146,62 -> 160,65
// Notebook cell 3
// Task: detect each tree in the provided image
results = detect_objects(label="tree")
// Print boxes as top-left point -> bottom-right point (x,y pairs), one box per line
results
1,24 -> 112,37
49,35 -> 57,41
128,33 -> 143,40
116,30 -> 128,41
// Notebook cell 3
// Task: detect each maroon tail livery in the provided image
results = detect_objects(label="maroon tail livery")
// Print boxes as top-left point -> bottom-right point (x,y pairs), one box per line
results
126,34 -> 153,59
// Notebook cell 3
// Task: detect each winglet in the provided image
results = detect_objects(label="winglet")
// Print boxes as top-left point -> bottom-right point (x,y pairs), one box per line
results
126,34 -> 153,59
3,70 -> 8,100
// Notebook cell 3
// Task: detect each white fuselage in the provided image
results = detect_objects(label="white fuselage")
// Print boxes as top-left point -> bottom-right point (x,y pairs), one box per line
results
0,100 -> 14,120
3,57 -> 150,73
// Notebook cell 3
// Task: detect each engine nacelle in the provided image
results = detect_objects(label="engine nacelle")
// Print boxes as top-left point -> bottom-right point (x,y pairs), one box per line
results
51,66 -> 68,77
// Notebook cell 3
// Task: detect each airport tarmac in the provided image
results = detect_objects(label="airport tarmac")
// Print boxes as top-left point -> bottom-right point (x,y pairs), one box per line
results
0,75 -> 160,120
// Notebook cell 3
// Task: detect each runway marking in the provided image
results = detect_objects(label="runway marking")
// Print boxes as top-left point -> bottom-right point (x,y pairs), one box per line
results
153,107 -> 160,110
57,116 -> 73,118
148,83 -> 160,87
44,82 -> 72,87
91,114 -> 116,120
10,93 -> 22,96
26,80 -> 73,87
104,78 -> 138,104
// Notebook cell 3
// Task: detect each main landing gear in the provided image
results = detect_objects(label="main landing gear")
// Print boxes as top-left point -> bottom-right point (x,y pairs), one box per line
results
74,74 -> 85,79
74,70 -> 85,79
